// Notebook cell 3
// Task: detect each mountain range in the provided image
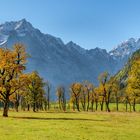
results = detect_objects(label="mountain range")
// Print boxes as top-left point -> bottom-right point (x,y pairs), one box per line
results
0,19 -> 140,91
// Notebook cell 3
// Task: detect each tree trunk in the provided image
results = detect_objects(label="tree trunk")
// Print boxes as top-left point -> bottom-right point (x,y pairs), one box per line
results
73,101 -> 75,111
101,102 -> 104,111
33,93 -> 36,112
81,99 -> 86,111
0,101 -> 2,110
91,100 -> 94,112
129,102 -> 131,112
59,98 -> 61,110
81,101 -> 85,111
95,100 -> 98,111
15,100 -> 19,112
47,88 -> 50,110
44,102 -> 47,111
84,96 -> 86,111
81,95 -> 86,111
75,97 -> 80,111
27,104 -> 30,111
106,101 -> 110,112
133,98 -> 136,112
33,102 -> 36,112
116,97 -> 119,111
87,91 -> 89,111
62,93 -> 66,111
36,102 -> 39,111
47,100 -> 50,110
15,93 -> 20,112
106,91 -> 111,112
3,98 -> 9,117
126,100 -> 128,112
40,104 -> 42,111
62,99 -> 66,112
101,97 -> 104,111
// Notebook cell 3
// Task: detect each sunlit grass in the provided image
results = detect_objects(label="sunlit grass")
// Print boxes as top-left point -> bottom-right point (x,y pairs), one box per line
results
0,111 -> 140,140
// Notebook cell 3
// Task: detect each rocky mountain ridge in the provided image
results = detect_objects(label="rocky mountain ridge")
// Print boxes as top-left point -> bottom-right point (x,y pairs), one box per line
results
0,19 -> 139,90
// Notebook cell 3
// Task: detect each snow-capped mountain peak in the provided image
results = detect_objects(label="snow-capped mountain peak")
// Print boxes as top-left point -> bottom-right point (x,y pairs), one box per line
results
14,19 -> 33,31
0,19 -> 34,36
109,38 -> 139,58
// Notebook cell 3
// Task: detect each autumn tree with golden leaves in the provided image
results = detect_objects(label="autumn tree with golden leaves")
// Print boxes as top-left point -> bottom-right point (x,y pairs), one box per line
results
0,44 -> 27,117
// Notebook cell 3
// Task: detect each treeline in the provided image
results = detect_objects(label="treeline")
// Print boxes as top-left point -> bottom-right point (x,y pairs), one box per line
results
0,44 -> 47,117
0,44 -> 140,117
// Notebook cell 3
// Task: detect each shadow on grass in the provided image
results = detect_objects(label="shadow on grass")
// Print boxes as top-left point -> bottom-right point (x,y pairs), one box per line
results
10,116 -> 107,122
35,111 -> 79,114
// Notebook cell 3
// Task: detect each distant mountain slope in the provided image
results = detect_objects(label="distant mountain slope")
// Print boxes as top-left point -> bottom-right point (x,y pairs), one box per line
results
114,49 -> 140,87
0,19 -> 140,93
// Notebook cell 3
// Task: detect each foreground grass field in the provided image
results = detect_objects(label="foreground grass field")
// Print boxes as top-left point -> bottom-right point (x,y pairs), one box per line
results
0,111 -> 140,140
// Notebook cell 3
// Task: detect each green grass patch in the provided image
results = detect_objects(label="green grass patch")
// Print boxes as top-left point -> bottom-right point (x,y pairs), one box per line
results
0,111 -> 140,140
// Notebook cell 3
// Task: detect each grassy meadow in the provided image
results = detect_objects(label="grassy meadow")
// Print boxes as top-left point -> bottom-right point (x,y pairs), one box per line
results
0,110 -> 140,140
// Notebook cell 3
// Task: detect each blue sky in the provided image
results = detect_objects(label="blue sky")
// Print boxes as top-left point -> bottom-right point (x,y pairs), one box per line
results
1,0 -> 140,51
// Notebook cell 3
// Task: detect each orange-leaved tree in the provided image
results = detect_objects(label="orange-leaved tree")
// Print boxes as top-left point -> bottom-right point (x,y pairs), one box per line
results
25,71 -> 45,112
0,44 -> 27,117
70,83 -> 82,111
